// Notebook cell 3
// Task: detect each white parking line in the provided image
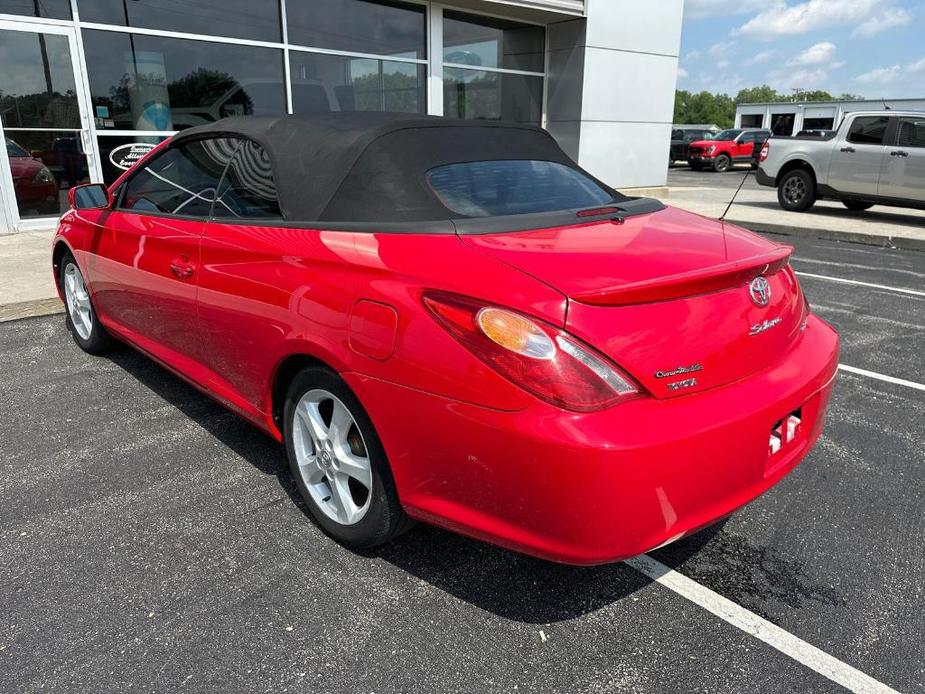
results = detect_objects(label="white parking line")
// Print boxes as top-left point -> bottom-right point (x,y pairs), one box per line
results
795,272 -> 925,298
839,364 -> 925,392
626,554 -> 899,694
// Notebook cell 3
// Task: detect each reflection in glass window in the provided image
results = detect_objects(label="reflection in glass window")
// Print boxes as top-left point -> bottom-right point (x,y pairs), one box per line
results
443,68 -> 542,125
0,31 -> 80,129
77,0 -> 281,42
5,131 -> 90,218
82,30 -> 285,131
212,140 -> 283,220
289,53 -> 425,114
847,116 -> 889,145
287,0 -> 425,59
427,160 -> 612,218
0,0 -> 71,19
119,139 -> 236,217
897,118 -> 925,148
97,135 -> 168,184
443,11 -> 545,73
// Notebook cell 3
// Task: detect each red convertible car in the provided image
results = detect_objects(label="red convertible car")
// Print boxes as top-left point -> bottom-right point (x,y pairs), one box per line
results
53,113 -> 839,565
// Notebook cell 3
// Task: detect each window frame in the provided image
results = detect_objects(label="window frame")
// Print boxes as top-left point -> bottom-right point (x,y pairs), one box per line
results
846,115 -> 892,146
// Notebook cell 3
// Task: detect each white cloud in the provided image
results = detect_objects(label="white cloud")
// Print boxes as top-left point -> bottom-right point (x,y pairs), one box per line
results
683,50 -> 702,63
678,65 -> 690,79
708,40 -> 736,57
854,65 -> 902,84
684,0 -> 765,19
907,57 -> 925,72
744,50 -> 776,66
852,7 -> 913,37
716,60 -> 730,70
787,42 -> 837,66
737,0 -> 882,38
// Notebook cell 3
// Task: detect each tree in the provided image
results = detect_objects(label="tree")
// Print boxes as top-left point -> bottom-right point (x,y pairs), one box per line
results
674,89 -> 736,127
734,85 -> 784,104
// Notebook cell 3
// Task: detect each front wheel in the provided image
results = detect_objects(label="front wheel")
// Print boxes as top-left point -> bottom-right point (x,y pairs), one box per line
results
842,200 -> 874,211
777,169 -> 816,212
713,154 -> 731,173
60,253 -> 114,354
283,367 -> 412,548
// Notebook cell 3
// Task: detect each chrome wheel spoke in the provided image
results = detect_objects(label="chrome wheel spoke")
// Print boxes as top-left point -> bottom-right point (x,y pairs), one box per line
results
328,399 -> 352,445
298,400 -> 329,442
329,472 -> 360,524
336,448 -> 371,489
64,264 -> 93,340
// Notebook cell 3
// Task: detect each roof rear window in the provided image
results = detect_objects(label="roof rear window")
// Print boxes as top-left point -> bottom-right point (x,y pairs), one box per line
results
426,160 -> 613,218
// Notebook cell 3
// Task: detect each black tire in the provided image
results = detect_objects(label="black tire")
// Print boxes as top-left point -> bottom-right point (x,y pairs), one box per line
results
59,252 -> 114,355
777,169 -> 816,212
283,366 -> 412,548
713,154 -> 732,173
842,200 -> 874,211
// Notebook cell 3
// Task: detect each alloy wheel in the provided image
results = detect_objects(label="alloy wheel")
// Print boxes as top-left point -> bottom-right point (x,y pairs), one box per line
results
783,175 -> 806,205
291,389 -> 373,526
63,262 -> 93,340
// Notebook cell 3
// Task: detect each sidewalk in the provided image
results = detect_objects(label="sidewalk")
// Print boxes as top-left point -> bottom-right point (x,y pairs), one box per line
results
0,229 -> 61,322
666,181 -> 925,251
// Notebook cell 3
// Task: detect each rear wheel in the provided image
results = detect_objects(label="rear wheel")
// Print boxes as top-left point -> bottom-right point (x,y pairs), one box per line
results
283,367 -> 412,548
777,169 -> 816,212
60,253 -> 114,354
713,154 -> 731,173
842,200 -> 874,211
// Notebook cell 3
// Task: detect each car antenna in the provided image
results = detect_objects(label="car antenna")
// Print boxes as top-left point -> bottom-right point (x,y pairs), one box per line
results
719,166 -> 752,221
881,96 -> 892,110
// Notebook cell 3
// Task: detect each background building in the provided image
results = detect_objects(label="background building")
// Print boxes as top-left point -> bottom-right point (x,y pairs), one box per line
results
0,0 -> 683,234
736,97 -> 925,136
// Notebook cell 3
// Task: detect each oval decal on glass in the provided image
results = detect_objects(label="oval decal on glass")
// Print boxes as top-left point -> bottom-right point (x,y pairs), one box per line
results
109,143 -> 157,171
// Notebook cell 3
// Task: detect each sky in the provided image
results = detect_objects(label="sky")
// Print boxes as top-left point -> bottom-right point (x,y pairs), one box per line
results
678,0 -> 925,99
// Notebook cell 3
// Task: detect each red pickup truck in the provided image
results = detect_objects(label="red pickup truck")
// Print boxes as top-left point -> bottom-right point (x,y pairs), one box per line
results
688,128 -> 771,172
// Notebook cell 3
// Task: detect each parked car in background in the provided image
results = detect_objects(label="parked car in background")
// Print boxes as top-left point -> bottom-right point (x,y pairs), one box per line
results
53,113 -> 839,566
688,128 -> 772,172
5,137 -> 58,215
669,127 -> 715,165
756,111 -> 925,212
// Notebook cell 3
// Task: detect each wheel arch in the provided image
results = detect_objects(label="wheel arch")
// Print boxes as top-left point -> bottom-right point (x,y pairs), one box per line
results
269,352 -> 338,433
52,239 -> 75,299
777,159 -> 817,187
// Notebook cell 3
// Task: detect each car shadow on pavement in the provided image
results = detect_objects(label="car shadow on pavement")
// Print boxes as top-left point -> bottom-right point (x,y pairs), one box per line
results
105,345 -> 731,624
737,199 -> 925,229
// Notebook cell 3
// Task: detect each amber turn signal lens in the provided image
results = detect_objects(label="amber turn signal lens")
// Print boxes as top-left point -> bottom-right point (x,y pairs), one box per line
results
476,308 -> 556,360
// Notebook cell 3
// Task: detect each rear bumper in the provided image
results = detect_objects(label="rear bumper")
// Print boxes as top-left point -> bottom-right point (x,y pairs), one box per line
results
755,167 -> 776,187
345,315 -> 839,565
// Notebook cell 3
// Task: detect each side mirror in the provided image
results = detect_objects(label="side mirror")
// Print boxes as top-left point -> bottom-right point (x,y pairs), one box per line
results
69,183 -> 111,210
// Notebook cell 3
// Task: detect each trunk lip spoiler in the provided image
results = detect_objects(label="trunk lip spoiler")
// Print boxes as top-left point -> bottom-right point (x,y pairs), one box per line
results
572,246 -> 793,307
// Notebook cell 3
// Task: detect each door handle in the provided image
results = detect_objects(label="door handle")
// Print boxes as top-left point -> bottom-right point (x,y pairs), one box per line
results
169,258 -> 196,279
840,146 -> 856,153
891,150 -> 909,157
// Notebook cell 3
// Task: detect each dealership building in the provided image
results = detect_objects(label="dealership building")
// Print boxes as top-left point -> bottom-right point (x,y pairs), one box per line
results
736,97 -> 925,136
0,0 -> 683,234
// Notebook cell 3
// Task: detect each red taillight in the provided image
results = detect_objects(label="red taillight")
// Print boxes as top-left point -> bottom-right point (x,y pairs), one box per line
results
759,142 -> 770,162
422,291 -> 640,412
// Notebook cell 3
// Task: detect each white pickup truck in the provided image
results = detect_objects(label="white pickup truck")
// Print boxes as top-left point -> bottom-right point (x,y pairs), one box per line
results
755,110 -> 925,213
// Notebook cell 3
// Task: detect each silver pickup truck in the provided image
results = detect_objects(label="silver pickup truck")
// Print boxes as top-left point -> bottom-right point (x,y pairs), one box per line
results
755,110 -> 925,212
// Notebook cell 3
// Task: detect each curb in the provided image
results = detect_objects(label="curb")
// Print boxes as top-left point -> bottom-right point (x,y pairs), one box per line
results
0,298 -> 64,323
725,219 -> 925,253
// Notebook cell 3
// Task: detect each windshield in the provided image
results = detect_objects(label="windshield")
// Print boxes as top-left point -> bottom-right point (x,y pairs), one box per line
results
712,129 -> 743,141
426,160 -> 613,218
6,138 -> 30,158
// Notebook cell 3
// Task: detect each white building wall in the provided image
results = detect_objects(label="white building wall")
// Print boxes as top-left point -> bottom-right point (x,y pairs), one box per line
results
544,0 -> 683,190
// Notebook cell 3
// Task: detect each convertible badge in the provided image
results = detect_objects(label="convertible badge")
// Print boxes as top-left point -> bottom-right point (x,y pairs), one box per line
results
749,317 -> 782,336
655,364 -> 703,379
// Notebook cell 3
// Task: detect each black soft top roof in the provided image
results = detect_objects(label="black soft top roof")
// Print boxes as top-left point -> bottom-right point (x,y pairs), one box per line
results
172,112 -> 633,227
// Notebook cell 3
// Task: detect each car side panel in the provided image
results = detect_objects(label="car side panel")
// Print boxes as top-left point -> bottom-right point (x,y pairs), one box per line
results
195,222 -> 568,428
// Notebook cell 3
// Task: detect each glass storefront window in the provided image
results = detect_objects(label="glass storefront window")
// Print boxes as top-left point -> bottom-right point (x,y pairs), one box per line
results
443,68 -> 542,125
81,30 -> 286,131
6,130 -> 88,218
0,0 -> 71,20
443,11 -> 545,73
289,53 -> 425,114
76,0 -> 281,43
96,134 -> 167,184
0,31 -> 80,129
287,0 -> 425,59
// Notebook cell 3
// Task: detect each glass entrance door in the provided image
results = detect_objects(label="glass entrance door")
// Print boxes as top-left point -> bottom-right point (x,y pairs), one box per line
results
0,20 -> 100,233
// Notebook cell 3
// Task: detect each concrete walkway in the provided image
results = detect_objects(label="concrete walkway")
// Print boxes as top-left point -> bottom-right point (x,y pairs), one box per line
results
0,228 -> 61,321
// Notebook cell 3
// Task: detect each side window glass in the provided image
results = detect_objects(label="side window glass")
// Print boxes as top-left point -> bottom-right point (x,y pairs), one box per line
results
212,139 -> 283,220
897,118 -> 925,148
739,132 -> 754,144
847,116 -> 889,145
119,138 -> 235,216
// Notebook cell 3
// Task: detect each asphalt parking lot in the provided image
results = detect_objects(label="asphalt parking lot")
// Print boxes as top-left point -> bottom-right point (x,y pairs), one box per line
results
2,236 -> 923,693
